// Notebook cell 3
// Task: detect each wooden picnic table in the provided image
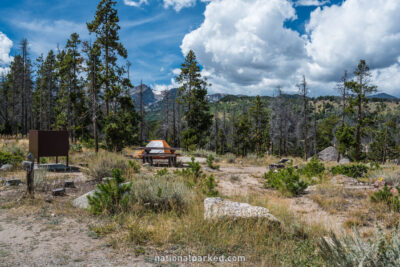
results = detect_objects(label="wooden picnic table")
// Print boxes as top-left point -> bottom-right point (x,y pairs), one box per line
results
132,147 -> 182,167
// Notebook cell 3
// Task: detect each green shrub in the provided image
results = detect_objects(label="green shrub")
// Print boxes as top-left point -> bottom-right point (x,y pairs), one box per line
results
155,167 -> 168,177
175,157 -> 203,185
319,227 -> 400,267
224,153 -> 236,163
371,186 -> 400,212
206,154 -> 220,170
87,151 -> 129,180
0,151 -> 24,166
70,143 -> 83,153
88,169 -> 132,215
299,156 -> 325,178
331,164 -> 369,178
128,160 -> 140,173
203,175 -> 219,196
264,167 -> 308,196
131,174 -> 193,212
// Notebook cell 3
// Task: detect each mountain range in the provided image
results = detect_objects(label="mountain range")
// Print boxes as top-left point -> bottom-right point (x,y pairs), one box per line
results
131,84 -> 398,108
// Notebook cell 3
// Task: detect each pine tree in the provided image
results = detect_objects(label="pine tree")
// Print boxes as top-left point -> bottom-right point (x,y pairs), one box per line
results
346,60 -> 377,161
234,113 -> 252,156
177,50 -> 212,150
87,0 -> 127,115
250,96 -> 269,156
88,168 -> 132,215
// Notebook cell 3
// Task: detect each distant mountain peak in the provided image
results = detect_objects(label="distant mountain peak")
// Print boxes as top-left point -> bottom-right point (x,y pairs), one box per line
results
368,93 -> 398,100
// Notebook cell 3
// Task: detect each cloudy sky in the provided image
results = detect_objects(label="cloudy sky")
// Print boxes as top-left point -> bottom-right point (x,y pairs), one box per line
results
0,0 -> 399,96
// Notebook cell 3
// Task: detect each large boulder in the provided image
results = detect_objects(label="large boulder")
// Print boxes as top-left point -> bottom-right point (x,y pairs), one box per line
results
318,146 -> 339,162
204,198 -> 280,223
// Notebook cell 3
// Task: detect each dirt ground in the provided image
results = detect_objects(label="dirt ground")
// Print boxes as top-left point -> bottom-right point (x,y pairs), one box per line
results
0,158 -> 383,266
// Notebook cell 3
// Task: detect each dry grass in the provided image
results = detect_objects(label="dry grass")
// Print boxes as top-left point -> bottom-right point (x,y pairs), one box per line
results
309,183 -> 367,214
89,192 -> 325,266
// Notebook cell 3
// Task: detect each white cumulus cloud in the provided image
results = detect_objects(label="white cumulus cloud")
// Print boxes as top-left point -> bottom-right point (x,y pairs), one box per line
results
0,32 -> 13,66
163,0 -> 197,11
181,0 -> 307,95
295,0 -> 329,7
124,0 -> 149,7
176,0 -> 400,96
305,0 -> 400,84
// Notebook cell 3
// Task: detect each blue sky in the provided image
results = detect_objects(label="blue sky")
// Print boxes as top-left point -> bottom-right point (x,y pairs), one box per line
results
0,0 -> 399,96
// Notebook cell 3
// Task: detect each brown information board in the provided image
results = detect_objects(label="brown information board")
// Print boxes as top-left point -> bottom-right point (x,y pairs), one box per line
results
29,130 -> 69,165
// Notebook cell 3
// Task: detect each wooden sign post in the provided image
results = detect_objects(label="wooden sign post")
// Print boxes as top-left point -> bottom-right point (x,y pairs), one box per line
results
23,153 -> 35,197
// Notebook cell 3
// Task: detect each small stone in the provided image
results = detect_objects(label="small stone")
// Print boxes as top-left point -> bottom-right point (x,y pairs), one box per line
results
5,179 -> 22,186
269,164 -> 285,170
45,196 -> 53,203
64,180 -> 76,188
0,164 -> 13,171
52,188 -> 66,196
279,158 -> 290,164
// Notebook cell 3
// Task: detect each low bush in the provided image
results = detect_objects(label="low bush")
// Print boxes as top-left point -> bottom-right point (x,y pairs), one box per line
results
203,174 -> 219,196
264,167 -> 308,196
155,167 -> 168,177
131,174 -> 193,212
174,157 -> 203,184
128,160 -> 140,173
206,154 -> 220,170
224,153 -> 236,163
370,186 -> 400,212
299,156 -> 325,178
88,168 -> 132,215
86,151 -> 129,180
0,151 -> 24,166
331,164 -> 369,178
319,227 -> 400,267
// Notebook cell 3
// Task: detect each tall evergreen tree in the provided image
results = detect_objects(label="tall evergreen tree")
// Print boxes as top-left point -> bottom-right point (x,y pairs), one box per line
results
346,60 -> 377,161
177,50 -> 212,150
87,0 -> 127,115
250,96 -> 269,156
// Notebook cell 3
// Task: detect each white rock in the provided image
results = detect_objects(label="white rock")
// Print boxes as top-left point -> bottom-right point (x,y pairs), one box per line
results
318,146 -> 339,162
0,164 -> 12,171
339,157 -> 350,164
72,190 -> 95,209
204,198 -> 280,223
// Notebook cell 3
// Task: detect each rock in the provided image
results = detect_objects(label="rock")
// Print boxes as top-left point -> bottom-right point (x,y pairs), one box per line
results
0,164 -> 13,171
339,157 -> 350,164
269,164 -> 285,170
279,158 -> 290,164
331,175 -> 358,186
204,198 -> 280,224
318,146 -> 339,162
72,190 -> 96,209
5,179 -> 22,186
45,196 -> 53,203
52,188 -> 66,196
64,180 -> 76,188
